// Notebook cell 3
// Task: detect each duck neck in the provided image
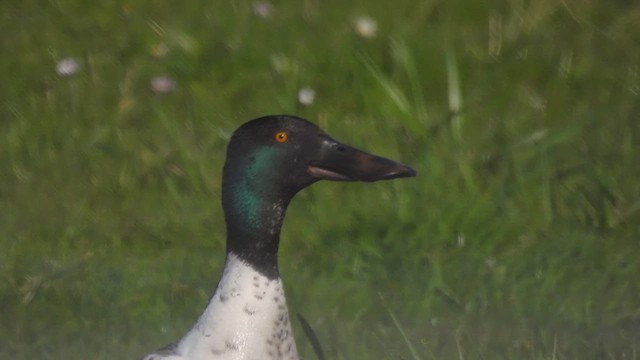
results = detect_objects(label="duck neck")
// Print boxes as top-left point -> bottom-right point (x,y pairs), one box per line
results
222,164 -> 296,279
223,194 -> 290,280
221,146 -> 299,279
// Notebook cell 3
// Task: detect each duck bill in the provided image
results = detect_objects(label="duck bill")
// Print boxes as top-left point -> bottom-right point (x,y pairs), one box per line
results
307,137 -> 417,182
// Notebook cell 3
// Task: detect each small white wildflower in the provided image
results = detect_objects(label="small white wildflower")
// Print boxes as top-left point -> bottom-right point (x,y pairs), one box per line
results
297,87 -> 315,106
252,1 -> 273,18
56,57 -> 80,77
151,75 -> 177,94
355,16 -> 378,38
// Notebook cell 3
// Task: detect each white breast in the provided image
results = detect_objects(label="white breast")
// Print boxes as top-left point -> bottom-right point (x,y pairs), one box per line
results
144,253 -> 298,360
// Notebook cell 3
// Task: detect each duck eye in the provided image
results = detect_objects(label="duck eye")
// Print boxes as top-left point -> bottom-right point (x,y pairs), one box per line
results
275,131 -> 288,143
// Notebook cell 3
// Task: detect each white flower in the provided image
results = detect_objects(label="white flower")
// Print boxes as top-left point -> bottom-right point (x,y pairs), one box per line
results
151,75 -> 177,94
354,16 -> 378,38
297,87 -> 315,106
252,1 -> 273,18
56,58 -> 80,77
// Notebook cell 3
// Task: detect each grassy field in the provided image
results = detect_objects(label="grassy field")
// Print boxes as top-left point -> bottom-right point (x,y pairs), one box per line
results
2,0 -> 639,359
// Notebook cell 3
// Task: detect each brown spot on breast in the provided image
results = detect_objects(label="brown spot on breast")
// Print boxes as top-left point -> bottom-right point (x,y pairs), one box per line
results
211,347 -> 225,355
225,339 -> 240,351
243,304 -> 257,315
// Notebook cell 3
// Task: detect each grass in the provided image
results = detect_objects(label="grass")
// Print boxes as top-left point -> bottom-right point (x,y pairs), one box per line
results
1,0 -> 640,359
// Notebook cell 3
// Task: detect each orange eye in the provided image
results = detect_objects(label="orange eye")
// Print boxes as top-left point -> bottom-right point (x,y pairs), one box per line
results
275,131 -> 288,143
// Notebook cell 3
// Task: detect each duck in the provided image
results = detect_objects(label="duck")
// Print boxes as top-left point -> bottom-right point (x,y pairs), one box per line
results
142,115 -> 416,360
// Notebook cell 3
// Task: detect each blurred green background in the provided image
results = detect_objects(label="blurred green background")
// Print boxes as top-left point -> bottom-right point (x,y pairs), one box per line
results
1,0 -> 639,359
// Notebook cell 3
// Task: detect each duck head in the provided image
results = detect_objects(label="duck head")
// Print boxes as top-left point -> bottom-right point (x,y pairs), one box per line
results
222,115 -> 416,277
